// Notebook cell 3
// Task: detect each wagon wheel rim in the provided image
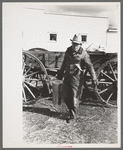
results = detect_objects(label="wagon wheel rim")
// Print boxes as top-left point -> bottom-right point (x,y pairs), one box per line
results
22,51 -> 50,104
84,58 -> 117,107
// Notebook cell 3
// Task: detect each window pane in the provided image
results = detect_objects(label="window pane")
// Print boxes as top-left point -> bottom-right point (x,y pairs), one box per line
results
50,34 -> 57,41
81,35 -> 87,42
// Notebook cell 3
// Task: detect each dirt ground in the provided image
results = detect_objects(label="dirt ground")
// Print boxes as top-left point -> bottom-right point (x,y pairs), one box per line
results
23,96 -> 118,145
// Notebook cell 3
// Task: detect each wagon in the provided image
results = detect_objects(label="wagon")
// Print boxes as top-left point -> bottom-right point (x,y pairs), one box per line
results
22,48 -> 118,107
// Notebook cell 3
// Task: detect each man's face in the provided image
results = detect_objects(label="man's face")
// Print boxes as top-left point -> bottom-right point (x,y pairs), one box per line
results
72,42 -> 81,53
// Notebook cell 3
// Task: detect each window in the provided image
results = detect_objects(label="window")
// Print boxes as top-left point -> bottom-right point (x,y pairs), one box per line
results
81,35 -> 87,42
50,33 -> 57,41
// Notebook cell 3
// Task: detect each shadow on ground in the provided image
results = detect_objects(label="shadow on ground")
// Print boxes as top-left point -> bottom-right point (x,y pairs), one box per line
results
23,106 -> 66,120
23,96 -> 111,122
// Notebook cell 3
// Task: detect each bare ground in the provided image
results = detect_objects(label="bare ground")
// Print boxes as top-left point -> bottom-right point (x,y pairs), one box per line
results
23,97 -> 118,145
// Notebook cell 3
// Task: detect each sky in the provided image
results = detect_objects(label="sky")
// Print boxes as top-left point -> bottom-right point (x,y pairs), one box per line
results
23,2 -> 120,28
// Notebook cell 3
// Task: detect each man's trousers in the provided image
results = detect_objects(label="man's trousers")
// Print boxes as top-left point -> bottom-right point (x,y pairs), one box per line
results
62,81 -> 80,117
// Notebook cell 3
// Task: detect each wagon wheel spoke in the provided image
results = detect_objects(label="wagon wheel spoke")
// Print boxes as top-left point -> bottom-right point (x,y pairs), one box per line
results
24,81 -> 39,89
24,83 -> 36,98
109,63 -> 117,80
100,71 -> 114,81
25,78 -> 41,81
106,88 -> 115,103
98,81 -> 112,84
99,86 -> 112,94
22,86 -> 26,102
25,71 -> 39,78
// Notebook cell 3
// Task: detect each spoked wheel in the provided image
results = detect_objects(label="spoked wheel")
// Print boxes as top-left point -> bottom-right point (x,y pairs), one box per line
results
22,51 -> 51,104
84,58 -> 118,107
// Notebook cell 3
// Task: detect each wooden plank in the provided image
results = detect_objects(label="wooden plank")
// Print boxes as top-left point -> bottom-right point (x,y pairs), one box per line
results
44,53 -> 49,67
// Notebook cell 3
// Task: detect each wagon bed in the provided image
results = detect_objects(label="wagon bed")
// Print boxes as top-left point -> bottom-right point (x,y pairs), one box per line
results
22,48 -> 117,107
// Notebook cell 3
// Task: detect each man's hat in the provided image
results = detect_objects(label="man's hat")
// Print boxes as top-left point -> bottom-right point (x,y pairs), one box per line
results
70,33 -> 82,44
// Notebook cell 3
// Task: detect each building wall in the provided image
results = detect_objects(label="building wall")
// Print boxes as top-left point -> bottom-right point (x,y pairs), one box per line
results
22,8 -> 109,52
106,32 -> 119,53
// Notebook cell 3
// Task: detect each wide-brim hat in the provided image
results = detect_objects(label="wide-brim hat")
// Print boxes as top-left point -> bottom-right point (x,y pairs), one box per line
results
70,33 -> 82,44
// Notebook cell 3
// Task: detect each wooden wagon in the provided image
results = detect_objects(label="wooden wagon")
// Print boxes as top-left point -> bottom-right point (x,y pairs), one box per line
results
22,48 -> 117,107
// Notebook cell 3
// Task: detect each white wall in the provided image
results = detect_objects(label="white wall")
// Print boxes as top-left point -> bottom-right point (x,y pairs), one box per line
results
22,8 -> 109,52
106,32 -> 119,53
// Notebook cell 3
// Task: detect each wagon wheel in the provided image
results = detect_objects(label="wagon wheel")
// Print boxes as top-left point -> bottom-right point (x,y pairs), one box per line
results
84,58 -> 117,107
22,51 -> 51,104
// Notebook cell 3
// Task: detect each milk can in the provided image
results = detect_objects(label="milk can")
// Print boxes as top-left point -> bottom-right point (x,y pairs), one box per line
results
52,80 -> 63,106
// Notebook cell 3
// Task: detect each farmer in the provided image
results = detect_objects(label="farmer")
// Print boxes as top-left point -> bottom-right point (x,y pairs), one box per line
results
57,33 -> 98,123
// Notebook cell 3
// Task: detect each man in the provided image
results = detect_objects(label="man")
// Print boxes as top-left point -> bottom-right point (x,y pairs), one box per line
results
57,33 -> 97,123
